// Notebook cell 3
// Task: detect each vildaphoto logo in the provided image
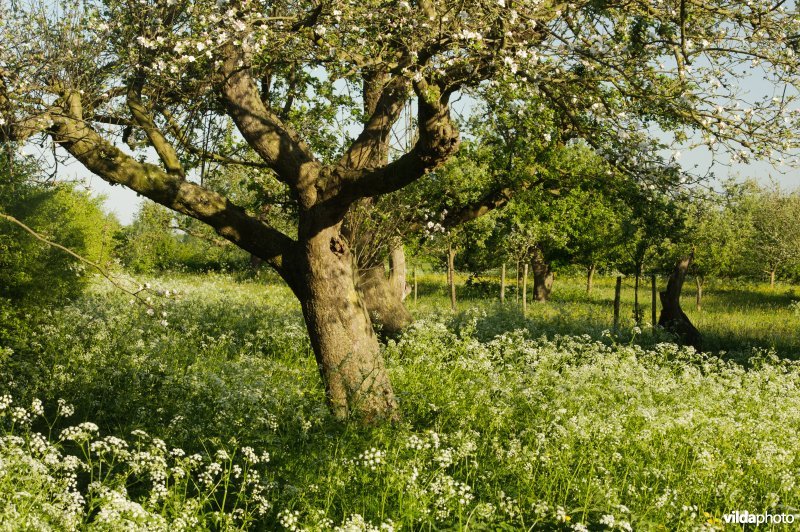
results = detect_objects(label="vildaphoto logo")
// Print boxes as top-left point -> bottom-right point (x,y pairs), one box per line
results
723,511 -> 796,524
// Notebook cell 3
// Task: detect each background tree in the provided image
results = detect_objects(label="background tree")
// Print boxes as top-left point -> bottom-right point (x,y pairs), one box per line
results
617,187 -> 688,325
684,189 -> 749,309
562,188 -> 624,295
738,183 -> 800,289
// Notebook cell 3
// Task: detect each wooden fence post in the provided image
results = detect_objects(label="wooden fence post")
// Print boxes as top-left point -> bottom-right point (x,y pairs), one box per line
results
500,263 -> 506,304
522,263 -> 528,313
651,274 -> 657,331
613,275 -> 622,332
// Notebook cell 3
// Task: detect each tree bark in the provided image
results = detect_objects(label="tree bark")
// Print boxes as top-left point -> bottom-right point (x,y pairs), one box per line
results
532,250 -> 553,302
770,269 -> 776,289
357,263 -> 413,337
295,225 -> 399,422
348,245 -> 413,336
448,243 -> 457,311
586,264 -> 595,295
658,255 -> 702,350
413,266 -> 417,304
389,245 -> 409,301
515,259 -> 520,303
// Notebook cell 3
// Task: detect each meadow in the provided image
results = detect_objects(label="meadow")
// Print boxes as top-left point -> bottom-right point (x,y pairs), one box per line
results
2,271 -> 800,530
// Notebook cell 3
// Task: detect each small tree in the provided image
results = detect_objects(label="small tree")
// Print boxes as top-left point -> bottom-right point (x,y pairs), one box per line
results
685,190 -> 749,309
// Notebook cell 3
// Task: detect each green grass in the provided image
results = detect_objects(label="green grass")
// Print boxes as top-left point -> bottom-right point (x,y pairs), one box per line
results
2,271 -> 800,530
411,271 -> 800,359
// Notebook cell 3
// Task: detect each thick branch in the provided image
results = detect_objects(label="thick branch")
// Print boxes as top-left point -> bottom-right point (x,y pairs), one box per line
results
338,74 -> 409,170
126,87 -> 185,177
49,92 -> 295,277
332,79 -> 459,203
218,43 -> 320,206
443,186 -> 519,228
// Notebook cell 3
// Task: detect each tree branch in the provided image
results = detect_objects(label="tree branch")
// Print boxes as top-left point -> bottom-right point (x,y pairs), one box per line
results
338,74 -> 410,170
126,85 -> 186,178
48,91 -> 295,276
218,43 -> 320,206
161,108 -> 273,169
0,212 -> 152,305
330,78 -> 459,204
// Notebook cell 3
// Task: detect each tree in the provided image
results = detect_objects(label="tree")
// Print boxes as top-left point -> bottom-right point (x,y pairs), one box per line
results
617,187 -> 687,325
684,189 -> 748,309
560,188 -> 623,295
115,200 -> 250,273
3,0 -> 800,420
739,183 -> 800,288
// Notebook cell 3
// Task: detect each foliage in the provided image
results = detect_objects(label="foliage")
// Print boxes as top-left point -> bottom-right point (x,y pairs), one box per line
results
0,156 -> 118,305
684,188 -> 750,282
115,201 -> 250,273
736,182 -> 800,283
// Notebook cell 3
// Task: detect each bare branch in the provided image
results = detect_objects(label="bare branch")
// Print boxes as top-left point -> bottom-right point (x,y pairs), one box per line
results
161,108 -> 273,169
0,212 -> 151,305
126,86 -> 186,178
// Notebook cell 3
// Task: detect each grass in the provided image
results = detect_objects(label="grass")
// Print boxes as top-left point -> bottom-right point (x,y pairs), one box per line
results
2,271 -> 800,530
411,270 -> 800,359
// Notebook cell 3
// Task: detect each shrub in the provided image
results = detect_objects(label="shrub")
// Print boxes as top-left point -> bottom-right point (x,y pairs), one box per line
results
0,157 -> 119,306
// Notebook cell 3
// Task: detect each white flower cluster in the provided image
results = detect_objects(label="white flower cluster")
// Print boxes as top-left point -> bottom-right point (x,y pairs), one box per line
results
59,422 -> 99,442
355,447 -> 385,471
0,395 -> 277,528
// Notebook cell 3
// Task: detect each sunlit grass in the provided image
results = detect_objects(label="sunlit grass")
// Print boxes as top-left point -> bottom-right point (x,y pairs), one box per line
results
2,271 -> 800,530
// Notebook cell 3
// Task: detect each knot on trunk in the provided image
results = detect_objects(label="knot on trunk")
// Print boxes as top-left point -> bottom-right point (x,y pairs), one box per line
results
419,123 -> 460,167
329,236 -> 346,256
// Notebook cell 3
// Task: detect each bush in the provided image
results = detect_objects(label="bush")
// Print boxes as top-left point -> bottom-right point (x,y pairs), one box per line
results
115,201 -> 249,273
0,157 -> 119,306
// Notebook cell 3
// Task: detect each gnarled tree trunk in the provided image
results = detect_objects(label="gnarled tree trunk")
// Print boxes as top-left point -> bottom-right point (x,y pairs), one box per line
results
389,245 -> 409,301
357,261 -> 413,336
295,224 -> 399,422
658,255 -> 702,350
522,262 -> 528,312
532,250 -> 553,302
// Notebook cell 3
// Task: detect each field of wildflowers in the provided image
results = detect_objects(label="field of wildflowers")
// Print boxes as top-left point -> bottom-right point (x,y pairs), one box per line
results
2,273 -> 800,530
